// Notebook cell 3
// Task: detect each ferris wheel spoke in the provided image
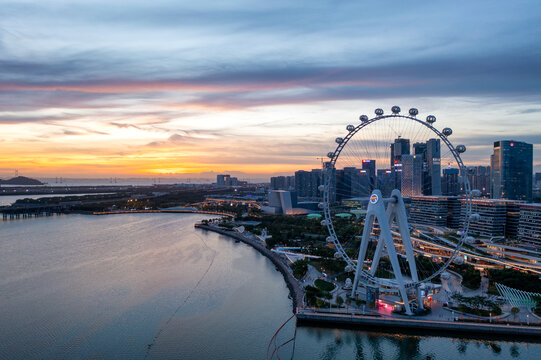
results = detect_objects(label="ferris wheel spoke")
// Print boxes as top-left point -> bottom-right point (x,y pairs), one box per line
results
323,107 -> 471,310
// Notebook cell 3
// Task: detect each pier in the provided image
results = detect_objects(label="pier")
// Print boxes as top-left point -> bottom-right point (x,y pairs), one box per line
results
1,203 -> 66,220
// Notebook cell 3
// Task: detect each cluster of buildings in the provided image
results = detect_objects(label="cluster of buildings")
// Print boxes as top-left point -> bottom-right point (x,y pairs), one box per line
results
273,139 -> 534,201
267,139 -> 541,249
409,197 -> 541,248
216,174 -> 248,187
408,140 -> 539,248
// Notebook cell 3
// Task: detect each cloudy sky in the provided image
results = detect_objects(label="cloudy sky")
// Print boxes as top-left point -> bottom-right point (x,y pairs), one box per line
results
1,0 -> 540,179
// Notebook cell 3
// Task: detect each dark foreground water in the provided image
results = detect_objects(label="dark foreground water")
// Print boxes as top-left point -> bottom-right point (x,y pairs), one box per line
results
0,214 -> 539,359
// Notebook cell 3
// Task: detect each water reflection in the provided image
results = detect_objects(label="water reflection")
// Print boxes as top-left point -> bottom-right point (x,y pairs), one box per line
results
291,327 -> 539,360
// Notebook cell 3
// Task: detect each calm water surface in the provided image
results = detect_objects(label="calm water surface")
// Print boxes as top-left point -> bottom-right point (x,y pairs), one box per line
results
0,214 -> 539,359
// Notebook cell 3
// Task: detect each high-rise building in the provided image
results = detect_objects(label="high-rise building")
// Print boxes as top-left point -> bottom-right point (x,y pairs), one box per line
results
310,169 -> 323,199
335,167 -> 371,201
294,170 -> 311,198
362,160 -> 376,191
391,137 -> 410,191
295,169 -> 323,200
217,174 -> 231,186
442,168 -> 460,196
535,172 -> 541,187
413,139 -> 441,195
229,177 -> 238,186
376,169 -> 394,197
490,140 -> 533,202
426,139 -> 442,195
270,175 -> 295,190
467,166 -> 491,196
401,154 -> 423,197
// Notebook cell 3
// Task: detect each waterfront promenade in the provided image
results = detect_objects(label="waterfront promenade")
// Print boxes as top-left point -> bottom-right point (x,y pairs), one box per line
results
296,309 -> 541,338
194,223 -> 541,339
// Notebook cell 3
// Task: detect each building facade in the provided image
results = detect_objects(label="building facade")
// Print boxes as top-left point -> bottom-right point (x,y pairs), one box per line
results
295,169 -> 323,200
409,196 -> 460,228
517,203 -> 541,249
459,199 -> 523,237
490,140 -> 533,202
270,175 -> 295,190
401,154 -> 423,197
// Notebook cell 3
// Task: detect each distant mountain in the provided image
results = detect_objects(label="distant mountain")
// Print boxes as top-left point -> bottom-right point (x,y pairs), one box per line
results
0,176 -> 44,185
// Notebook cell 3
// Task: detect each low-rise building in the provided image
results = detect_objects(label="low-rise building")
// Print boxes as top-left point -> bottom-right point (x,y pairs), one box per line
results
409,196 -> 460,228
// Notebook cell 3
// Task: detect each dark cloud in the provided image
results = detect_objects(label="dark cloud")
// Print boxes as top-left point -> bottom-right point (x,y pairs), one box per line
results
2,48 -> 540,115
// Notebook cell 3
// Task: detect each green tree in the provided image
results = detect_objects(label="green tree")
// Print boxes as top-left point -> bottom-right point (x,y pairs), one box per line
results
511,307 -> 520,320
345,297 -> 352,312
336,295 -> 344,308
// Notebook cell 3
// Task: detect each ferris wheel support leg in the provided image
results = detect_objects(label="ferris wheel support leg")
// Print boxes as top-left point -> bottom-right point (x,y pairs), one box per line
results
378,212 -> 413,316
369,202 -> 395,277
390,189 -> 423,311
351,211 -> 376,298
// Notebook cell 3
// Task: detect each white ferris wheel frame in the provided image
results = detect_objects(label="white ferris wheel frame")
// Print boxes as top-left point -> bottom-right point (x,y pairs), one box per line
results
321,110 -> 473,292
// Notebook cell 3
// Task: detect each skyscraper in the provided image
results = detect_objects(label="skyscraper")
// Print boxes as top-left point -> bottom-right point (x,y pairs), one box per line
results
335,167 -> 371,201
391,137 -> 410,191
413,139 -> 441,195
376,169 -> 394,197
294,170 -> 311,198
535,172 -> 541,188
295,169 -> 323,199
362,160 -> 376,191
490,140 -> 533,202
467,166 -> 491,196
442,168 -> 460,195
426,138 -> 442,195
401,154 -> 423,197
270,175 -> 295,190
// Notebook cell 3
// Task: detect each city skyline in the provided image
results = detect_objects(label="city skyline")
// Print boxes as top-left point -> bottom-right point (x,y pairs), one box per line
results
1,1 -> 541,178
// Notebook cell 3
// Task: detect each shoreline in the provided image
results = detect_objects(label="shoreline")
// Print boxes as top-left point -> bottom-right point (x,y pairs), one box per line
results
195,223 -> 304,313
296,310 -> 541,339
92,209 -> 235,217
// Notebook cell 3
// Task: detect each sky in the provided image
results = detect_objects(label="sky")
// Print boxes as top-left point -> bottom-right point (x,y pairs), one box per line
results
1,0 -> 540,180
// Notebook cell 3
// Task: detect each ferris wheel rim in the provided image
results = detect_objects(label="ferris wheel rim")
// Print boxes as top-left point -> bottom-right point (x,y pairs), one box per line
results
321,110 -> 472,288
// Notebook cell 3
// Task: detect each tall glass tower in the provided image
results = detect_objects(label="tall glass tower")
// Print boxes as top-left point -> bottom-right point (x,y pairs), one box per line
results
490,140 -> 533,202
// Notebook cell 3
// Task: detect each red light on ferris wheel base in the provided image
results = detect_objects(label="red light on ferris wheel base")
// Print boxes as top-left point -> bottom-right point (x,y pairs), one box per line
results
510,142 -> 515,147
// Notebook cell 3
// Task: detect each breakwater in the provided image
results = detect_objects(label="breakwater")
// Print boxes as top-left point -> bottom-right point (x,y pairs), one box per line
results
195,224 -> 304,313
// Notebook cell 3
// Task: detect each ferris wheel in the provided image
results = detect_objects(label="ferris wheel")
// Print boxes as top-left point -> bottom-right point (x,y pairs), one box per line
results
320,106 -> 475,314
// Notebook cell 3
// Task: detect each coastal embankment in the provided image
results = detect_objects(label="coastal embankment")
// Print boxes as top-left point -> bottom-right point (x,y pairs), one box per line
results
296,310 -> 541,338
195,223 -> 304,313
